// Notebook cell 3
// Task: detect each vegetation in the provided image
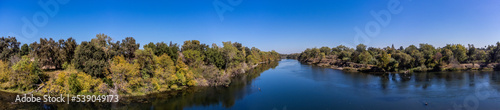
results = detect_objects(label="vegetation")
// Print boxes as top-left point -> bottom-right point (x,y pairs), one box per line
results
293,43 -> 500,72
0,34 -> 280,96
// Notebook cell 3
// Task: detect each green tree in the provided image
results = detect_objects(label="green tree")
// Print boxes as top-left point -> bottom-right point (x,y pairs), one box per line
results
467,44 -> 476,63
378,51 -> 391,70
0,36 -> 20,61
182,40 -> 207,52
182,49 -> 205,67
61,37 -> 77,64
356,44 -> 367,52
205,47 -> 226,69
73,41 -> 108,77
392,52 -> 413,69
32,38 -> 62,69
358,51 -> 372,64
319,47 -> 331,55
134,48 -> 156,78
20,44 -> 29,56
121,37 -> 140,60
11,56 -> 43,91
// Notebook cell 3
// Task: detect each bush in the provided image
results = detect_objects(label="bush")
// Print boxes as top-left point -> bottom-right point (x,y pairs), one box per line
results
0,60 -> 13,88
11,56 -> 42,91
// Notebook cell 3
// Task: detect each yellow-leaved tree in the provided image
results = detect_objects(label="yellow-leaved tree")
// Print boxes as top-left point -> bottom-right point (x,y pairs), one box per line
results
108,55 -> 140,94
175,56 -> 196,87
11,56 -> 42,91
153,54 -> 176,91
0,60 -> 13,89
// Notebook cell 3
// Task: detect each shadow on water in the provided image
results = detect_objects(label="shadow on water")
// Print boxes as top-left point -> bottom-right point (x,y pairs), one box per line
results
0,61 -> 279,110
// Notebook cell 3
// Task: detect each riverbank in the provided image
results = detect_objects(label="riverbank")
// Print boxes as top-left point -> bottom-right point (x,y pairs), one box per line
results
0,60 -> 280,98
298,56 -> 499,73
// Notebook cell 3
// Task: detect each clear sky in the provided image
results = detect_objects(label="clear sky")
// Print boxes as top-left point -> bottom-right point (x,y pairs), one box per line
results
1,0 -> 499,54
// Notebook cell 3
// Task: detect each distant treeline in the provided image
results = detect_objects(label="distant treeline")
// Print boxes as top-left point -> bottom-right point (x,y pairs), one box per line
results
288,43 -> 500,72
0,34 -> 280,95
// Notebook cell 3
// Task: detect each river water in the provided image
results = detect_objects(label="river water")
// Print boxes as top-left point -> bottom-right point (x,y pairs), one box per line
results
1,59 -> 500,109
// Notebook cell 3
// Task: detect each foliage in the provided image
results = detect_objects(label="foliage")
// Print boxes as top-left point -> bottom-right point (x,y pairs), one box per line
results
153,54 -> 177,91
182,49 -> 205,67
175,56 -> 195,86
297,42 -> 500,72
144,42 -> 179,62
205,47 -> 226,69
0,34 -> 283,96
0,60 -> 12,88
73,41 -> 108,77
120,37 -> 140,60
11,56 -> 42,91
358,51 -> 372,64
134,48 -> 156,78
109,55 -> 140,94
0,36 -> 20,61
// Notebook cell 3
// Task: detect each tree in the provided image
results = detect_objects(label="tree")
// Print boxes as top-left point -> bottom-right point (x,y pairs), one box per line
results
378,51 -> 391,70
358,51 -> 372,64
444,44 -> 467,63
319,47 -> 331,55
121,37 -> 140,60
205,47 -> 226,69
11,56 -> 43,91
32,38 -> 61,69
467,44 -> 476,63
175,56 -> 196,86
441,48 -> 454,63
419,43 -> 436,67
108,55 -> 140,93
145,42 -> 179,62
410,50 -> 425,67
73,41 -> 108,77
356,44 -> 367,52
182,49 -> 205,67
0,36 -> 20,61
487,42 -> 500,63
20,44 -> 30,56
182,40 -> 207,52
405,45 -> 418,54
153,54 -> 176,91
222,41 -> 239,68
0,60 -> 12,88
134,48 -> 156,78
61,37 -> 77,64
392,52 -> 413,69
476,50 -> 488,62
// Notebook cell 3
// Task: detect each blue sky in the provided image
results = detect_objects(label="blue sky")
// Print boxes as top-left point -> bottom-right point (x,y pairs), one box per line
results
1,0 -> 499,54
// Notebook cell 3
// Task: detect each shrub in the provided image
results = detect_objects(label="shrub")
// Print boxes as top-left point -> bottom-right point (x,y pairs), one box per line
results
0,60 -> 13,88
11,56 -> 42,91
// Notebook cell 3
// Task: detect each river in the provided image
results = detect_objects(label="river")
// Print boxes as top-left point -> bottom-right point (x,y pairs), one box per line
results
1,59 -> 500,109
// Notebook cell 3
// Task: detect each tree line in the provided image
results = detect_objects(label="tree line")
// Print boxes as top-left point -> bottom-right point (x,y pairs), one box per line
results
293,43 -> 500,72
0,34 -> 280,95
